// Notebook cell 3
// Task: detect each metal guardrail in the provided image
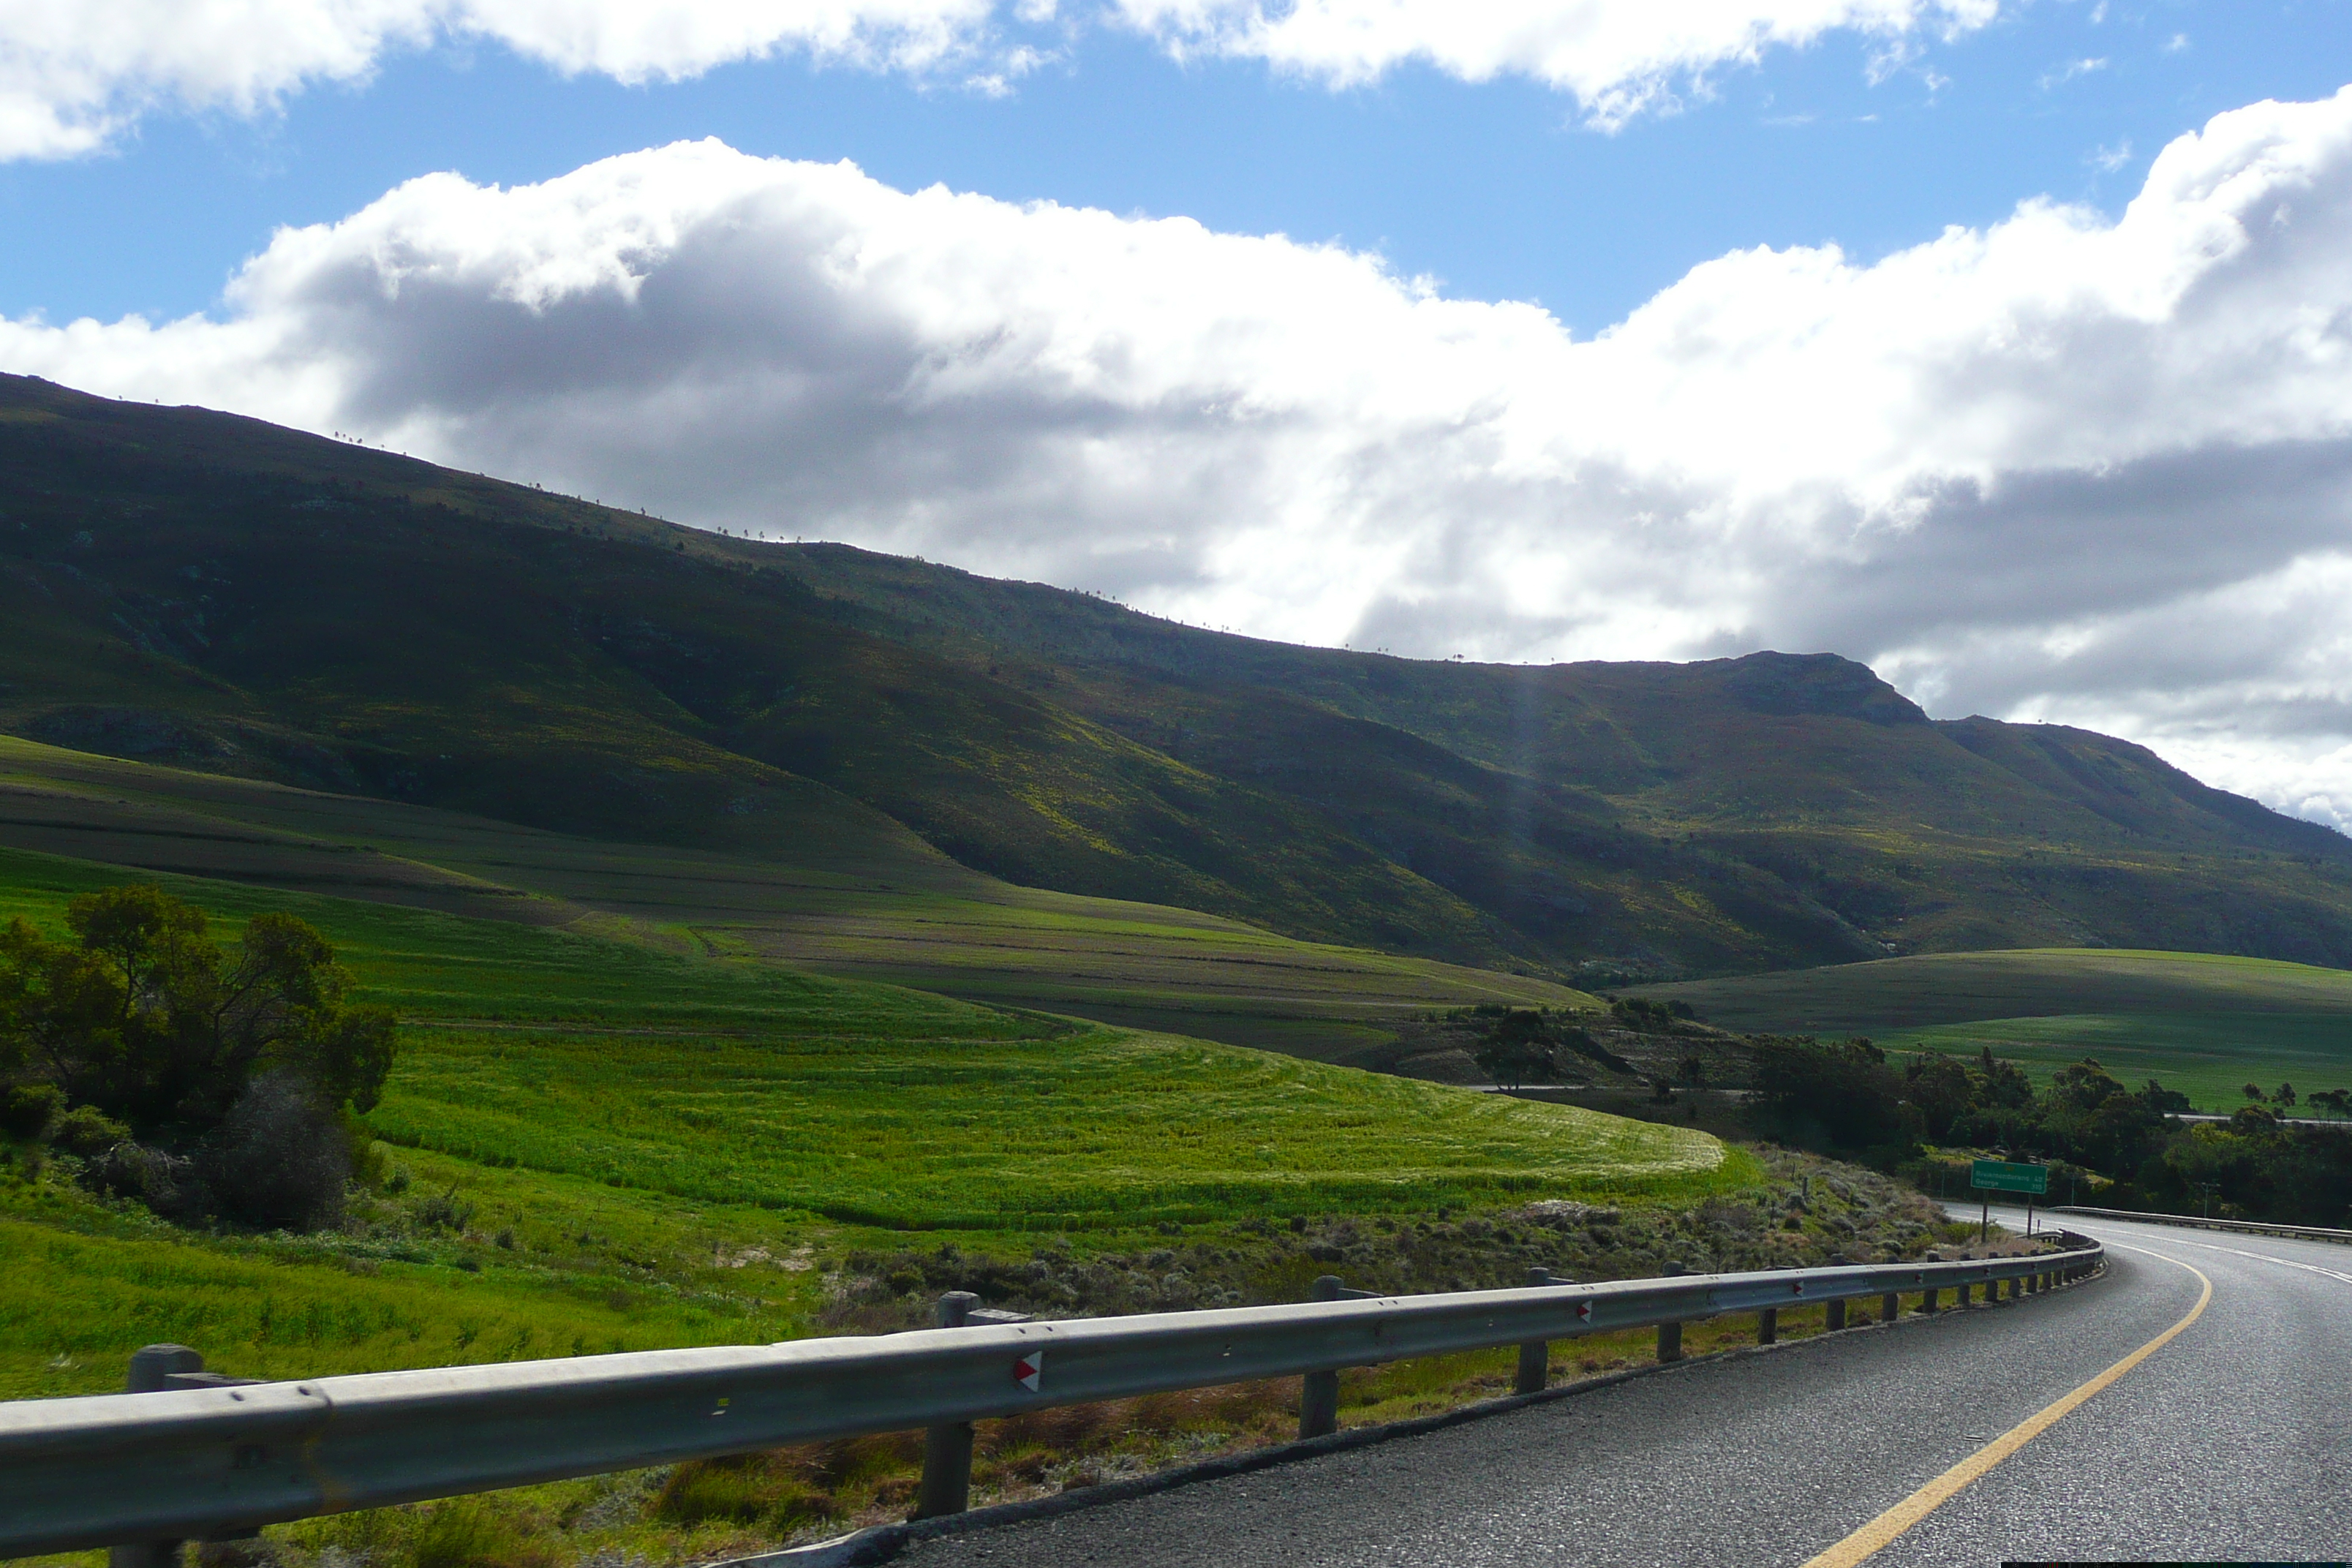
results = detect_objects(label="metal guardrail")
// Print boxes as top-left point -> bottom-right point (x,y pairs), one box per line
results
0,1240 -> 2100,1560
2054,1204 -> 2352,1244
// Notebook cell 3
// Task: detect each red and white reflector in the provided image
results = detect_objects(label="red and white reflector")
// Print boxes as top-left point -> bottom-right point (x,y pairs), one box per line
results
1575,1300 -> 1592,1322
1013,1352 -> 1043,1392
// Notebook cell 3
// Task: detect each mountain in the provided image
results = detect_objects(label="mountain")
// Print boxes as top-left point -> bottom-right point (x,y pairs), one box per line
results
5,370 -> 2351,981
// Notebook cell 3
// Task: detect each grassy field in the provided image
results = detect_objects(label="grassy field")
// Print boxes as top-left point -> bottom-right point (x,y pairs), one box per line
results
0,840 -> 1736,1405
0,736 -> 1589,1065
1638,948 -> 2352,1110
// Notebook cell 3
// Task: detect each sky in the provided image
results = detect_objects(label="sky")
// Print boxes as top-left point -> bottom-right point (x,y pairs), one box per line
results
2,1 -> 2351,826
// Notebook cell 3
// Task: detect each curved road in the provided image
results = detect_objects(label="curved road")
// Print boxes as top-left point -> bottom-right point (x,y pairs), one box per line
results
894,1210 -> 2352,1566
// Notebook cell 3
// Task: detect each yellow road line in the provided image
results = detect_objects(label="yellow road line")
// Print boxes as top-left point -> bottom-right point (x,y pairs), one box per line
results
1801,1245 -> 2213,1568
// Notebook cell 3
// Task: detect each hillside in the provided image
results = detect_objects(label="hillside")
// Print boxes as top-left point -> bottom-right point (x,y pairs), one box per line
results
6,372 -> 2352,983
0,735 -> 1584,1060
1635,949 -> 2352,1111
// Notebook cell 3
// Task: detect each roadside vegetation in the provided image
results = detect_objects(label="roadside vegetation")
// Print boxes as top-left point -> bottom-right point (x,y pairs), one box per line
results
0,849 -> 1981,1568
1726,1030 -> 2352,1229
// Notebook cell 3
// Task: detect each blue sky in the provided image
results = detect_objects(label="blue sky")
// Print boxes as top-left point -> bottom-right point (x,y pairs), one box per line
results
5,1 -> 2352,824
5,2 -> 2345,334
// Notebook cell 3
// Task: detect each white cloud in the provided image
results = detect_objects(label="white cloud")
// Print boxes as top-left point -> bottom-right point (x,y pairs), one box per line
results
1110,0 -> 2001,127
0,0 -> 2001,158
0,0 -> 998,159
7,88 -> 2352,823
2038,54 -> 2106,90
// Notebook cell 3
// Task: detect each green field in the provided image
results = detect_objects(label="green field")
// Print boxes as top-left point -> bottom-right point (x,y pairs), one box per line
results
1639,948 -> 2352,1110
0,735 -> 1590,1066
0,840 -> 1737,1403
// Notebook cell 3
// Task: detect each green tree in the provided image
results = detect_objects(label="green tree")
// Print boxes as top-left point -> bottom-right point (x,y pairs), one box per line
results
1968,1047 -> 2035,1111
1901,1051 -> 1974,1139
1472,1009 -> 1556,1090
0,886 -> 395,1138
1752,1035 -> 1907,1149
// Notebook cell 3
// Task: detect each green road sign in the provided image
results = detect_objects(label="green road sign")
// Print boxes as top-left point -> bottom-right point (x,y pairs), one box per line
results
1971,1159 -> 2048,1195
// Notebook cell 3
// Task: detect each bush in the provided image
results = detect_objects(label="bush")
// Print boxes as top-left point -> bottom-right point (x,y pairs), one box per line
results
85,1141 -> 203,1222
0,1082 -> 61,1139
196,1074 -> 351,1230
410,1498 -> 556,1568
50,1104 -> 130,1158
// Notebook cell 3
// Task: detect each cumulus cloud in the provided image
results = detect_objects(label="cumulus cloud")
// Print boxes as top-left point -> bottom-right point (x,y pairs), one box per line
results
0,0 -> 1997,159
7,89 -> 2352,823
0,0 -> 998,159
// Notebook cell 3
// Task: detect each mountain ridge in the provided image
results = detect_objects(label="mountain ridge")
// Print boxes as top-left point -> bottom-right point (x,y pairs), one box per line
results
2,370 -> 2346,980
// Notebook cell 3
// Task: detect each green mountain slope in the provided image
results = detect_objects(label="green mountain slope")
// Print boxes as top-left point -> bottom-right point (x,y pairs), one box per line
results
0,736 -> 1585,1058
5,371 -> 2350,981
1633,948 -> 2352,1111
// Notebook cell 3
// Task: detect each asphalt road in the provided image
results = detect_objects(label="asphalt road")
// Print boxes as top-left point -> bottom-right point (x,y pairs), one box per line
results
893,1210 -> 2352,1567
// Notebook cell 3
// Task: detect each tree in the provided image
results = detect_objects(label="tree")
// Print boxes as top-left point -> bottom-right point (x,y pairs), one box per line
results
1471,1009 -> 1556,1090
2276,1083 -> 2298,1110
2049,1059 -> 2127,1115
1901,1051 -> 1974,1140
0,886 -> 395,1142
2242,1083 -> 2266,1104
1752,1035 -> 1907,1150
1970,1047 -> 2035,1110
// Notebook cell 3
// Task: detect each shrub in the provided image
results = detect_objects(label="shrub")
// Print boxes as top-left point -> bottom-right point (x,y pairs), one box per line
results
0,1082 -> 61,1139
410,1497 -> 556,1568
196,1074 -> 351,1231
85,1141 -> 203,1222
50,1104 -> 130,1158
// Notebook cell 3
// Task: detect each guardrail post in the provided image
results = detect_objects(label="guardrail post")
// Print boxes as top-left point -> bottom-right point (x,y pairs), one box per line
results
1756,1307 -> 1776,1345
1515,1268 -> 1552,1394
1922,1286 -> 1938,1313
1880,1290 -> 1899,1324
1299,1277 -> 1344,1439
1656,1262 -> 1686,1362
110,1346 -> 206,1568
913,1294 -> 981,1520
1824,1298 -> 1847,1331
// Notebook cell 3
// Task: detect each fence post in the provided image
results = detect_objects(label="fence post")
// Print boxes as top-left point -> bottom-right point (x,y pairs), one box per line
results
913,1294 -> 980,1520
1756,1307 -> 1777,1345
1656,1262 -> 1686,1362
1299,1276 -> 1344,1439
1515,1267 -> 1551,1394
111,1346 -> 206,1568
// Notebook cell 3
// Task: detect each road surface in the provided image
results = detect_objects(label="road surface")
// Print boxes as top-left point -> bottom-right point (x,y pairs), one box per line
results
892,1209 -> 2352,1566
